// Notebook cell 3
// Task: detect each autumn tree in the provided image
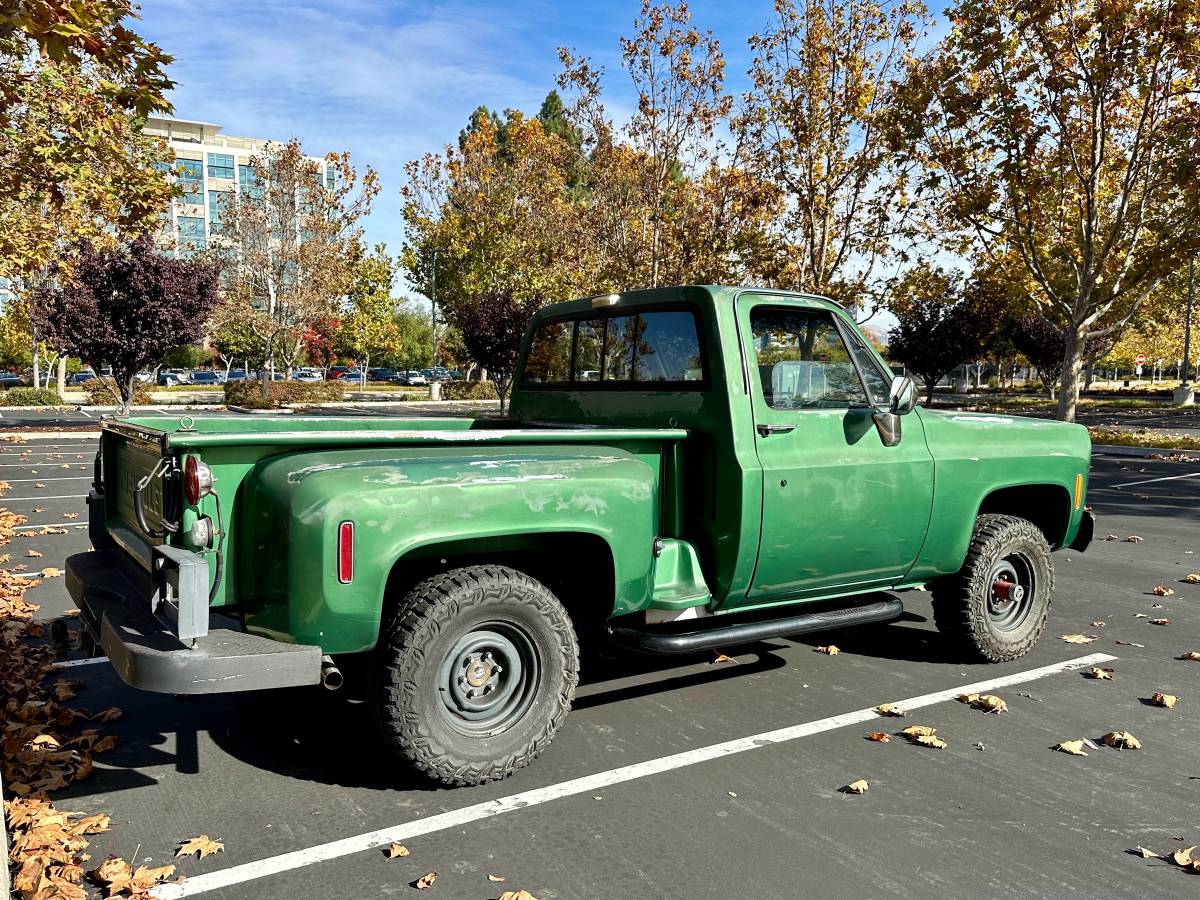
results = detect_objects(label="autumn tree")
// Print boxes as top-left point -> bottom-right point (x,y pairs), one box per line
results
449,288 -> 541,415
32,237 -> 220,412
335,245 -> 402,387
215,140 -> 378,395
209,314 -> 262,378
303,316 -> 340,375
738,0 -> 930,311
895,0 -> 1200,420
886,264 -> 1002,403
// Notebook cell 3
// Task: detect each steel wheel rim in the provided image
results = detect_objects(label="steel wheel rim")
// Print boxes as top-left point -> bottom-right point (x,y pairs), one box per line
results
987,553 -> 1036,632
438,622 -> 540,737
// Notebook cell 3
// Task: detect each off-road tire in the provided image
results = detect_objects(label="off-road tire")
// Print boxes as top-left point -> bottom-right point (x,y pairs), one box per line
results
931,514 -> 1054,662
369,565 -> 579,786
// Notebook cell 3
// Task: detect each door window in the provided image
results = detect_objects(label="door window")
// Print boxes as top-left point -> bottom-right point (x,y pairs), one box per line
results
749,307 -> 869,409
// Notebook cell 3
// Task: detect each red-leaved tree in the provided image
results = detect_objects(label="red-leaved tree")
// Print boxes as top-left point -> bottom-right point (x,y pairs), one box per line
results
448,287 -> 540,415
33,236 -> 220,412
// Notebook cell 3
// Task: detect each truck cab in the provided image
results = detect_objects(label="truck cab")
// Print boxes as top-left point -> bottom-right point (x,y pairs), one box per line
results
67,285 -> 1093,787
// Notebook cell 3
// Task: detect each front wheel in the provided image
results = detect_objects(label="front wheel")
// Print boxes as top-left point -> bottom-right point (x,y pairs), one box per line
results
370,565 -> 579,786
931,514 -> 1054,662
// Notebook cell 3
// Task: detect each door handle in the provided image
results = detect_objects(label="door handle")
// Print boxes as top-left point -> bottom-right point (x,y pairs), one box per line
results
756,423 -> 796,437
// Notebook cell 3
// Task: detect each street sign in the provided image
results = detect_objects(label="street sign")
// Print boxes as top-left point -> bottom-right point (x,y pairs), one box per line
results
1136,353 -> 1146,366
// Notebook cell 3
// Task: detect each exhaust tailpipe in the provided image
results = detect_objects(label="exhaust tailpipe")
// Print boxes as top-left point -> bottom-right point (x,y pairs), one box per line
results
320,655 -> 343,691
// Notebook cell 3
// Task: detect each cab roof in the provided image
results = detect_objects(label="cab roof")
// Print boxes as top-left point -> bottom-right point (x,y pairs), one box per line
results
528,285 -> 846,324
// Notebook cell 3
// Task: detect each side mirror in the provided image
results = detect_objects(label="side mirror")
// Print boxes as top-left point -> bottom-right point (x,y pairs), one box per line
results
888,375 -> 918,415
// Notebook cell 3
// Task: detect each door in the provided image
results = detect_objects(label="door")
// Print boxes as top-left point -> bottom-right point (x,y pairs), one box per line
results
734,295 -> 934,604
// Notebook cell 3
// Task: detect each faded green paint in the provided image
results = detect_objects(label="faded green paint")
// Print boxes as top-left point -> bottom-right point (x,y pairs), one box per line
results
97,285 -> 1091,657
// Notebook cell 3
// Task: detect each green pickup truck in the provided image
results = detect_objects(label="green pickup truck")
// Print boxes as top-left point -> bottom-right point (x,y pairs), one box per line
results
67,285 -> 1093,785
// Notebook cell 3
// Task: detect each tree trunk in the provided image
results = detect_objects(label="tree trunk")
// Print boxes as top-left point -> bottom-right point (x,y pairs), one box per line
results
924,378 -> 935,405
121,375 -> 136,417
1055,327 -> 1086,421
32,351 -> 39,391
1084,349 -> 1097,391
56,355 -> 66,398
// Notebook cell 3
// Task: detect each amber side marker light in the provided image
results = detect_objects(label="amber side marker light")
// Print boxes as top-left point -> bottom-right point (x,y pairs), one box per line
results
337,521 -> 354,583
1074,473 -> 1084,510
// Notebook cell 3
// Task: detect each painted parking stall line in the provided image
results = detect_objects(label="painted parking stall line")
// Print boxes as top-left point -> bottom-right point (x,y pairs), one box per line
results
1116,471 -> 1200,489
154,652 -> 1116,899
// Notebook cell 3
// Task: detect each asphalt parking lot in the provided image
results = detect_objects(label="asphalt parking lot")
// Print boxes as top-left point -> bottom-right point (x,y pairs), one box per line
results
6,435 -> 1200,899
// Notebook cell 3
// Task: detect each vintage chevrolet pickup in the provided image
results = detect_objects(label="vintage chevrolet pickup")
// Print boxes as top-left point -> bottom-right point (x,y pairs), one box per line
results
67,285 -> 1093,785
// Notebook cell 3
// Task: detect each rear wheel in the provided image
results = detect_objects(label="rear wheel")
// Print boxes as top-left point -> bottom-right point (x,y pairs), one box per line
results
931,514 -> 1054,662
370,565 -> 579,786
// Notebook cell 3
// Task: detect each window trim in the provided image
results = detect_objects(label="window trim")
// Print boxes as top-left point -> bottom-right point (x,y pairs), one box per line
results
520,303 -> 710,391
832,315 -> 893,409
745,304 -> 875,412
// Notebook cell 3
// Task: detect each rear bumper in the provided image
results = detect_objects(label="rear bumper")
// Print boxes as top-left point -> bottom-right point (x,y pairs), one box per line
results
1069,510 -> 1094,552
66,548 -> 322,694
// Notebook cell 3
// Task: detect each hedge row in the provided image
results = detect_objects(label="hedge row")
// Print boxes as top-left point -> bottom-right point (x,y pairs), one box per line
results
224,379 -> 346,409
1,387 -> 64,407
440,380 -> 501,401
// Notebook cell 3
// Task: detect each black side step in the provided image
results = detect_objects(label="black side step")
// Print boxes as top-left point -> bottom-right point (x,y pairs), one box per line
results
610,597 -> 904,655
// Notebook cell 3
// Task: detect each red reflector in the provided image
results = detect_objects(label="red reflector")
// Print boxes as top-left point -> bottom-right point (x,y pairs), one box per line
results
184,456 -> 200,505
337,521 -> 354,583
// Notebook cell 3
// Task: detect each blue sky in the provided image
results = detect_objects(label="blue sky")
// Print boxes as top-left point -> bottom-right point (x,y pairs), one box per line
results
138,0 -> 947,300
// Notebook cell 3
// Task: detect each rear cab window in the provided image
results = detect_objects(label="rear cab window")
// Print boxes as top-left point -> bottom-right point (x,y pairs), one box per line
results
521,308 -> 706,389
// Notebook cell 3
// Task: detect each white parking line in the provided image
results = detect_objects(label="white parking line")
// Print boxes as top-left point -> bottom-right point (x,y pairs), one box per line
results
2,476 -> 90,483
14,521 -> 84,531
1117,471 -> 1200,489
4,494 -> 86,502
55,656 -> 107,668
154,652 -> 1116,899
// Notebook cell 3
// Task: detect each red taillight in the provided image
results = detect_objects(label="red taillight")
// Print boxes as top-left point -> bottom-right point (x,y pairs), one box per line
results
337,521 -> 354,583
183,456 -> 213,505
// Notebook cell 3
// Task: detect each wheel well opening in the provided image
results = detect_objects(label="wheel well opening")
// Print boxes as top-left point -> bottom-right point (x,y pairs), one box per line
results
382,532 -> 616,633
978,484 -> 1071,548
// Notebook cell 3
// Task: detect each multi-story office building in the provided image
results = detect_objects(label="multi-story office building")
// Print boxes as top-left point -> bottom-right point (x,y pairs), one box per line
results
144,116 -> 334,257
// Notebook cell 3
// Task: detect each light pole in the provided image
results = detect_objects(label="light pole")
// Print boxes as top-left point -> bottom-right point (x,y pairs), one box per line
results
1177,258 -> 1195,405
430,249 -> 438,369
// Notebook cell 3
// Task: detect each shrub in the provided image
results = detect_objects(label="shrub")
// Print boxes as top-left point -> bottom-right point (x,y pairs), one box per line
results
2,387 -> 65,407
224,379 -> 346,409
440,379 -> 502,401
82,378 -> 151,406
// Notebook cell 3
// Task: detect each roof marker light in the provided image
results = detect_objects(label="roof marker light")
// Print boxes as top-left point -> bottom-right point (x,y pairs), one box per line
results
592,293 -> 620,308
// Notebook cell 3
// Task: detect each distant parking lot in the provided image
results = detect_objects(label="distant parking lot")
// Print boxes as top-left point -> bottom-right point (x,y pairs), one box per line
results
6,436 -> 1200,899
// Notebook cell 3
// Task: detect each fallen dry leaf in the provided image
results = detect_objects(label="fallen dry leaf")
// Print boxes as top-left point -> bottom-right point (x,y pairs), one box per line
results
1055,740 -> 1089,756
176,834 -> 224,859
914,734 -> 948,749
414,871 -> 438,890
386,842 -> 410,859
1133,613 -> 1149,618
842,779 -> 870,794
1084,667 -> 1114,680
40,566 -> 61,578
33,482 -> 45,488
959,693 -> 1008,713
876,703 -> 906,717
1103,533 -> 1118,541
1090,620 -> 1106,628
816,645 -> 839,655
866,731 -> 891,743
1151,693 -> 1179,709
1132,845 -> 1160,858
711,653 -> 735,664
1123,535 -> 1144,542
1103,730 -> 1142,750
1177,651 -> 1200,661
901,725 -> 937,738
1149,618 -> 1172,626
93,707 -> 123,722
1184,574 -> 1200,584
1153,584 -> 1175,597
487,873 -> 506,882
25,549 -> 41,558
1174,846 -> 1197,866
497,892 -> 538,900
1115,640 -> 1145,648
1060,633 -> 1098,644
64,512 -> 78,519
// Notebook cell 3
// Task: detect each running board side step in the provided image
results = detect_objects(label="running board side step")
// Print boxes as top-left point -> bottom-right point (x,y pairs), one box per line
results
609,597 -> 904,655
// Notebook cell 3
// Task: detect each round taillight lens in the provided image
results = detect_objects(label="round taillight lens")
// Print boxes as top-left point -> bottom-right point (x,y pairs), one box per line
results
184,456 -> 211,505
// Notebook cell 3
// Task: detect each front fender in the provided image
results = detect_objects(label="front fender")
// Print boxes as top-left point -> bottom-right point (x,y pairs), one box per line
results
244,445 -> 660,652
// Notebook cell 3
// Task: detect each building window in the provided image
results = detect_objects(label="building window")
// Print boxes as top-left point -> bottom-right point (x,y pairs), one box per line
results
208,191 -> 230,232
325,167 -> 335,190
178,216 -> 206,252
238,164 -> 262,200
176,158 -> 203,204
207,153 -> 234,179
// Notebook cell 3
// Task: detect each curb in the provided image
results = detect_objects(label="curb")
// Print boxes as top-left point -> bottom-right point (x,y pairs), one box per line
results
1092,444 -> 1200,460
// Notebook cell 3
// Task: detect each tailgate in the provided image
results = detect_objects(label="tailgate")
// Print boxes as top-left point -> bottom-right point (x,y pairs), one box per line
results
113,439 -> 168,541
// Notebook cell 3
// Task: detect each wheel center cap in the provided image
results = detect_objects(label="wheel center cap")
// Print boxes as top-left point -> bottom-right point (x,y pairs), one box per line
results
465,663 -> 491,688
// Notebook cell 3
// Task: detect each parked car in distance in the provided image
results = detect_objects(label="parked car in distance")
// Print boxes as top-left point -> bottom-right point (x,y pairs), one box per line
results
0,372 -> 26,388
158,369 -> 189,387
224,369 -> 247,382
400,371 -> 427,386
133,372 -> 154,385
326,365 -> 352,380
70,371 -> 97,385
189,371 -> 221,386
291,369 -> 324,382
